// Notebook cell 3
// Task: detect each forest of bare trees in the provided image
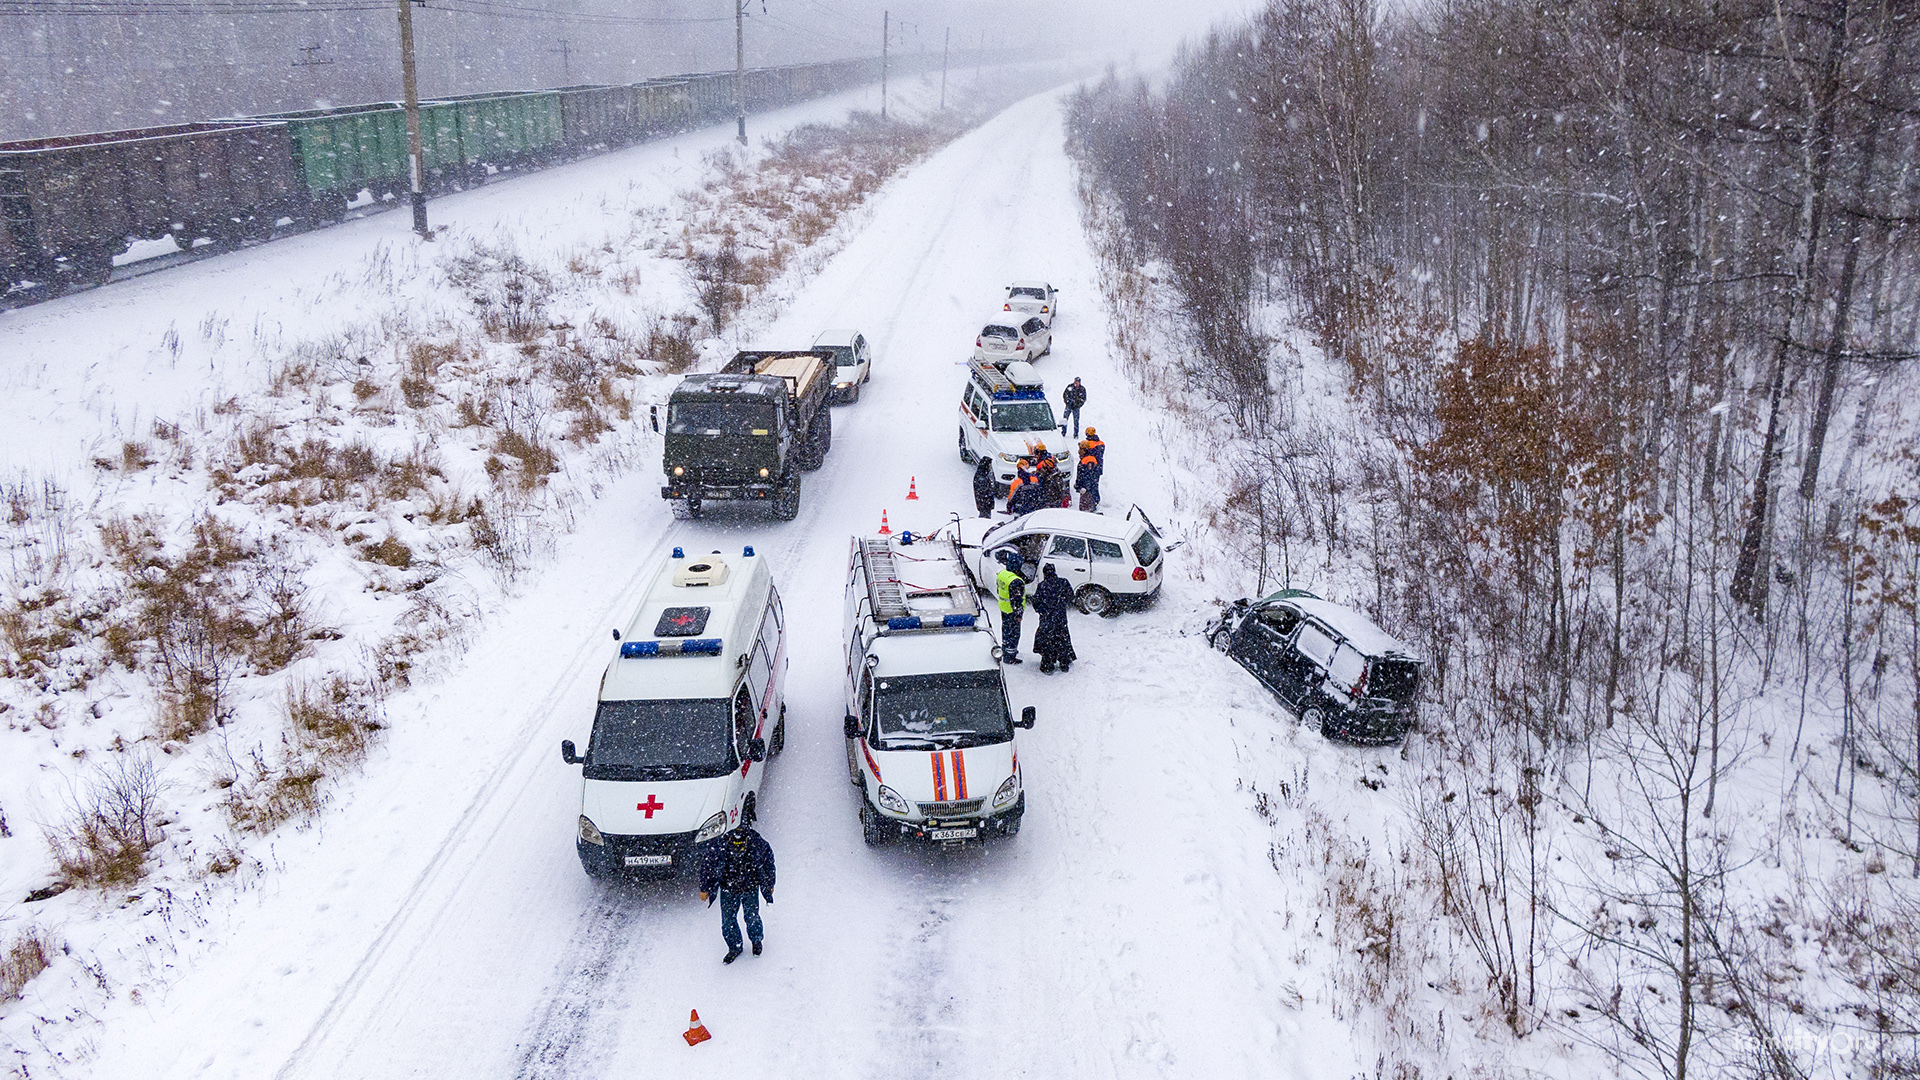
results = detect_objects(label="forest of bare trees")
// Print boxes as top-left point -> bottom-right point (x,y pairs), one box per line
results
1069,0 -> 1918,1075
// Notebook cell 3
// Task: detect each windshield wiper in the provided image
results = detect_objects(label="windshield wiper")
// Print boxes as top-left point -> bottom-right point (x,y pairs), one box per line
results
877,736 -> 940,750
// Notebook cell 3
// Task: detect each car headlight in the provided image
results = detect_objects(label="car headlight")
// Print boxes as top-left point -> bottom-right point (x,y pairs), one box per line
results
672,465 -> 684,477
578,815 -> 605,846
758,467 -> 769,478
992,774 -> 1020,809
876,785 -> 910,815
694,811 -> 728,843
999,453 -> 1020,464
835,381 -> 851,388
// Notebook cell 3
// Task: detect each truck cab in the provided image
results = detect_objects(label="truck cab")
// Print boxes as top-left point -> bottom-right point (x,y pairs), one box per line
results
843,531 -> 1033,845
958,360 -> 1071,487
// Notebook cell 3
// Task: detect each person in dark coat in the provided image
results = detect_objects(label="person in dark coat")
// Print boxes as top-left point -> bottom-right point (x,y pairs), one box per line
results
1008,462 -> 1046,516
1075,444 -> 1103,512
1060,378 -> 1087,437
1041,454 -> 1072,508
1030,564 -> 1077,673
698,824 -> 777,963
972,455 -> 998,517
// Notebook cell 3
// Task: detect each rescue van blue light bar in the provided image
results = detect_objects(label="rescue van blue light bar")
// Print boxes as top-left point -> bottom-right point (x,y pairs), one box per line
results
621,638 -> 724,657
885,614 -> 977,630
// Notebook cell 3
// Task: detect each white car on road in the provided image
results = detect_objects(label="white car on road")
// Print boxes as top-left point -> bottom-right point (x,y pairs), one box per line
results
973,312 -> 1051,363
959,360 -> 1072,485
957,505 -> 1166,615
812,328 -> 873,403
1003,280 -> 1058,325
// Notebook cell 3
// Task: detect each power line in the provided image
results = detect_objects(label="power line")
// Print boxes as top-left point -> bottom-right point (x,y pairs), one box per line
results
0,0 -> 730,19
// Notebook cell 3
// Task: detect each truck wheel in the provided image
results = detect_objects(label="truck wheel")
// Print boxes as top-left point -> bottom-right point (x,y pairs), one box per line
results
1302,705 -> 1329,738
860,801 -> 890,847
808,409 -> 832,466
1076,585 -> 1114,616
771,477 -> 801,521
959,427 -> 977,465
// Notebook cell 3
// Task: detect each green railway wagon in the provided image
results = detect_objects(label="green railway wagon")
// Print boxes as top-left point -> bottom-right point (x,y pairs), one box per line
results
552,84 -> 641,149
637,79 -> 696,134
240,103 -> 459,218
434,90 -> 565,174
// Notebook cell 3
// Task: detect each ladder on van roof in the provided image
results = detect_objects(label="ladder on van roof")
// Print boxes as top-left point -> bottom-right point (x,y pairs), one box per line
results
859,535 -> 980,628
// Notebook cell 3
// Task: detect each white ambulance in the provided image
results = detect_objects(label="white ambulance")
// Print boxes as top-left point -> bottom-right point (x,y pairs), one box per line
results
562,545 -> 786,878
843,529 -> 1033,845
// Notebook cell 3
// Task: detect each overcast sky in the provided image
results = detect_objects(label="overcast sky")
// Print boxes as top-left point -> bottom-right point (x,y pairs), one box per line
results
0,0 -> 1267,140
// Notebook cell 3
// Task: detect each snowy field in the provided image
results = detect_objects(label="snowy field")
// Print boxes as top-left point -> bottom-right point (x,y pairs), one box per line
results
0,70 -> 1539,1080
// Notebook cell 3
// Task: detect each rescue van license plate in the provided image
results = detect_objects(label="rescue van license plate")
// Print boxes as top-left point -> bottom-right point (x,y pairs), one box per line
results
929,827 -> 978,840
624,854 -> 673,867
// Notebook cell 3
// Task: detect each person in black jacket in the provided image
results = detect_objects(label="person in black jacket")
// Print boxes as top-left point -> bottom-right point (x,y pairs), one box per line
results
1030,563 -> 1077,673
1060,378 -> 1087,437
697,824 -> 777,963
972,455 -> 998,518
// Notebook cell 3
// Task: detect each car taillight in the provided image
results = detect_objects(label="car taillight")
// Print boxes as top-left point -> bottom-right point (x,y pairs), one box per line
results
976,337 -> 983,347
1041,306 -> 1049,313
1003,302 -> 1012,310
1017,339 -> 1026,350
1132,567 -> 1147,581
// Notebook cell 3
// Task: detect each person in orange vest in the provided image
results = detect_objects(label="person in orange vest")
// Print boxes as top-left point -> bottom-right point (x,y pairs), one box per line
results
1008,459 -> 1046,516
1076,443 -> 1103,512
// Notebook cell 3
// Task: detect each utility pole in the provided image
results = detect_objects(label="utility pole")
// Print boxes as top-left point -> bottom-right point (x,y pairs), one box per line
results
940,27 -> 948,109
880,10 -> 888,120
396,0 -> 429,237
734,0 -> 747,143
550,38 -> 571,84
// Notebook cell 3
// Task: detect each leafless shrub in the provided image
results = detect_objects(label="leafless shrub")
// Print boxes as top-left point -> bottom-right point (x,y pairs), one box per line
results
455,395 -> 496,428
448,245 -> 553,342
494,427 -> 557,489
646,315 -> 700,374
0,927 -> 53,1003
363,535 -> 414,569
50,753 -> 162,889
120,440 -> 155,471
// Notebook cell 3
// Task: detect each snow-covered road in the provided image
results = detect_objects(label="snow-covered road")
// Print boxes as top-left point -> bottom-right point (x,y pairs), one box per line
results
55,86 -> 1374,1080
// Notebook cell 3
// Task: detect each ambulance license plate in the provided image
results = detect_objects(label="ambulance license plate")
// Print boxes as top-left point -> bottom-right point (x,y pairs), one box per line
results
624,854 -> 672,867
929,827 -> 977,841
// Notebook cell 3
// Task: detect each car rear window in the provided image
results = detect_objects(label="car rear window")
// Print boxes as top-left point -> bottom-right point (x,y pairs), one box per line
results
1328,643 -> 1366,689
1129,527 -> 1161,568
1011,287 -> 1046,299
983,323 -> 1019,339
1368,658 -> 1421,703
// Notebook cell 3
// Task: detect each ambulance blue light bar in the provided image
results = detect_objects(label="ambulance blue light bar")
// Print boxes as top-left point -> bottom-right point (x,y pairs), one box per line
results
989,388 -> 1046,401
885,614 -> 976,631
621,638 -> 723,658
942,614 -> 976,627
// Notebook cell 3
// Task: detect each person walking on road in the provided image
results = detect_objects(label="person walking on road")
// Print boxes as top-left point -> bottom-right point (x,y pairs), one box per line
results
995,550 -> 1027,664
1061,378 -> 1087,437
698,824 -> 777,964
1030,563 -> 1077,673
972,455 -> 998,518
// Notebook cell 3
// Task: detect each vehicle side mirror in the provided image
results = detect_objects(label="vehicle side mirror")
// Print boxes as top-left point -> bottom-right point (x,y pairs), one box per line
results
748,738 -> 768,762
1018,706 -> 1036,729
843,714 -> 861,739
649,403 -> 661,433
611,628 -> 621,641
561,739 -> 581,764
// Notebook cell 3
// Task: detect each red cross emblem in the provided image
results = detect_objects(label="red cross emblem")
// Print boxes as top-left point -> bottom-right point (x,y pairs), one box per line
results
637,794 -> 664,818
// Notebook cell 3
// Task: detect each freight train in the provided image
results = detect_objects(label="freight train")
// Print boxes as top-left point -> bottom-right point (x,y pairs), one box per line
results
0,57 -> 898,302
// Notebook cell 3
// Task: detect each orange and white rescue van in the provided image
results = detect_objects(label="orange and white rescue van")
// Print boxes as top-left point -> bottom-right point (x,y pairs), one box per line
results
562,545 -> 786,878
843,528 -> 1033,845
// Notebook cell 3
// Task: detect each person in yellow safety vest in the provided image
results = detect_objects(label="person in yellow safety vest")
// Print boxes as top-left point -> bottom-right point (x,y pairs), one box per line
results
994,550 -> 1027,664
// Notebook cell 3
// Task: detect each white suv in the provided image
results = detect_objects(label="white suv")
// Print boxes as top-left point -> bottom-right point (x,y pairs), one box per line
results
957,506 -> 1166,615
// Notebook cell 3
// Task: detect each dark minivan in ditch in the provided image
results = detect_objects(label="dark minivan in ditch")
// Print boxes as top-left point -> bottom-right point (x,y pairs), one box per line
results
1207,590 -> 1422,744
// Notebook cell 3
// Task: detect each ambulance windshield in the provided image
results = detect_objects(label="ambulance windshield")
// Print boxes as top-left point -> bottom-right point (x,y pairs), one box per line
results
989,401 -> 1056,432
585,698 -> 735,781
871,670 -> 1012,750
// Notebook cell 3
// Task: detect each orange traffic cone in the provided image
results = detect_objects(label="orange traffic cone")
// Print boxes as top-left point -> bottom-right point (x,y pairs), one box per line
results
877,509 -> 892,535
906,477 -> 920,500
684,1009 -> 712,1046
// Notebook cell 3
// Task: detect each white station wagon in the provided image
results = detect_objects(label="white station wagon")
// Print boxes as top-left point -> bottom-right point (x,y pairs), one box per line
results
1003,280 -> 1059,325
957,506 -> 1166,615
973,312 -> 1051,364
